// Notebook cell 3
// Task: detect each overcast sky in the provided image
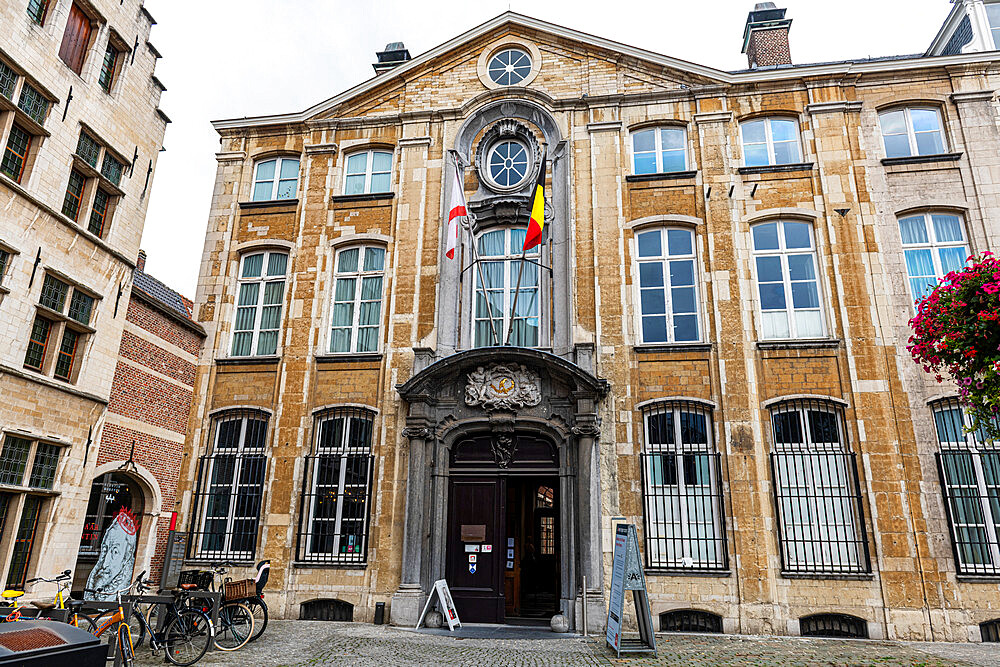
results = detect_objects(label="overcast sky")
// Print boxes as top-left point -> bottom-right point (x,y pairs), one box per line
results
139,0 -> 952,295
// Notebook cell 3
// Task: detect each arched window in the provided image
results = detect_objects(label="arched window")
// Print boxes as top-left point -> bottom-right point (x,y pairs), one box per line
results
800,613 -> 868,638
640,401 -> 726,570
329,245 -> 385,354
898,212 -> 970,303
634,227 -> 699,343
932,398 -> 1000,575
251,157 -> 299,201
472,228 -> 542,348
231,250 -> 287,357
296,407 -> 375,564
769,399 -> 870,575
343,150 -> 392,195
190,409 -> 269,560
660,609 -> 723,633
878,107 -> 946,159
631,127 -> 688,174
751,220 -> 825,340
740,117 -> 801,167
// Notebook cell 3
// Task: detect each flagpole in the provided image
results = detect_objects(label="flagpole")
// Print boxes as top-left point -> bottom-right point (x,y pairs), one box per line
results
504,245 -> 528,346
450,150 -> 501,347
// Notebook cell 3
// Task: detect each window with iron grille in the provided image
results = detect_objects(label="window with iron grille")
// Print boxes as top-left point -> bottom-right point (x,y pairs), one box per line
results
16,84 -> 47,125
0,436 -> 31,486
27,444 -> 59,490
23,316 -> 51,371
296,407 -> 375,564
981,619 -> 1000,643
88,189 -> 110,237
76,132 -> 101,168
26,0 -> 51,24
62,170 -> 86,221
101,152 -> 124,186
799,613 -> 868,638
769,399 -> 871,576
659,609 -> 723,633
1,125 -> 31,183
640,401 -> 727,571
98,42 -> 122,93
6,496 -> 41,589
53,329 -> 79,381
231,251 -> 287,357
0,61 -> 17,100
189,410 -> 269,560
299,599 -> 353,621
932,398 -> 1000,576
68,289 -> 94,325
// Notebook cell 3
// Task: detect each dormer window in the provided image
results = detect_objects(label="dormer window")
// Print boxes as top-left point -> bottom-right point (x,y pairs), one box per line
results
879,107 -> 946,159
252,157 -> 299,201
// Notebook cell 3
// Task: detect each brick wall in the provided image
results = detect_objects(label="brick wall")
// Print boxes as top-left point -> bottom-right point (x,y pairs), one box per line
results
746,27 -> 792,68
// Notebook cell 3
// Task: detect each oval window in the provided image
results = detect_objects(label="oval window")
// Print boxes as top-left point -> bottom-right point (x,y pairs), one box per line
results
487,48 -> 532,86
487,140 -> 530,188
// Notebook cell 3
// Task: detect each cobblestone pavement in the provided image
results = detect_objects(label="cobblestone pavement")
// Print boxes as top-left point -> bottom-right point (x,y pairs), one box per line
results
131,620 -> 1000,666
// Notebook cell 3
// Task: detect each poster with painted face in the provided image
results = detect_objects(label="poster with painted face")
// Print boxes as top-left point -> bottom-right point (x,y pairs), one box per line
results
85,508 -> 137,601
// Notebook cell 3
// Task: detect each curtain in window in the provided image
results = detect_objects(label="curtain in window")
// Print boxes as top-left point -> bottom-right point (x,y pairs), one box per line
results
58,4 -> 92,75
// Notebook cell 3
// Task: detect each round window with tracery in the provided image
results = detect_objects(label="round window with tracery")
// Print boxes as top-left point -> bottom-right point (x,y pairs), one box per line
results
487,48 -> 532,86
487,140 -> 530,188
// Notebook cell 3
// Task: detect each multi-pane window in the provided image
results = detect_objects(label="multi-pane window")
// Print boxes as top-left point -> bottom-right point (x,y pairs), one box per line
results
769,399 -> 870,575
0,435 -> 60,490
231,251 -> 287,357
191,410 -> 269,560
62,170 -> 86,220
16,84 -> 47,125
635,227 -> 699,343
0,61 -> 16,100
989,4 -> 1000,49
39,274 -> 68,312
76,132 -> 100,167
23,317 -> 51,371
101,152 -> 124,186
88,189 -> 110,237
296,408 -> 375,564
27,444 -> 59,490
58,4 -> 93,75
28,274 -> 96,380
343,150 -> 392,195
898,212 -> 970,303
640,402 -> 727,570
98,42 -> 123,93
251,157 -> 298,201
26,0 -> 50,24
631,127 -> 688,174
68,289 -> 94,325
473,228 -> 541,348
53,329 -> 79,381
0,437 -> 31,486
751,220 -> 824,340
879,107 -> 946,159
741,117 -> 802,167
0,247 -> 10,286
1,125 -> 32,183
6,496 -> 41,589
932,398 -> 1000,576
329,245 -> 385,354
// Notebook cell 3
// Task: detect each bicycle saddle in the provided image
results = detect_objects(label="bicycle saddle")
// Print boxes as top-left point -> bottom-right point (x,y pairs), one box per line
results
65,599 -> 85,609
176,583 -> 199,591
1,591 -> 23,600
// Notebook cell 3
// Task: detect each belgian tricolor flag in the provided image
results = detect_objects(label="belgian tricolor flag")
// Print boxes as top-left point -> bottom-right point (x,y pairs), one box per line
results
522,151 -> 546,251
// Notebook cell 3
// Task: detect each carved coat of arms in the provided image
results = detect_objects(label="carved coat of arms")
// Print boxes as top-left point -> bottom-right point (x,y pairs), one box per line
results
465,364 -> 541,411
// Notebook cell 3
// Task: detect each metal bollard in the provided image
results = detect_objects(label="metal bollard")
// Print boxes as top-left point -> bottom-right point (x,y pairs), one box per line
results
374,601 -> 385,625
582,576 -> 587,638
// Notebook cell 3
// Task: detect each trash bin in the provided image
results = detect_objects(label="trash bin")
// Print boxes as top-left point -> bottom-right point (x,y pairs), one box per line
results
0,619 -> 107,666
374,602 -> 385,625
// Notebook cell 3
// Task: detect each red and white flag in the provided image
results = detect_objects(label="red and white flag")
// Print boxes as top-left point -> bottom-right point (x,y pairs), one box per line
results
446,168 -> 466,259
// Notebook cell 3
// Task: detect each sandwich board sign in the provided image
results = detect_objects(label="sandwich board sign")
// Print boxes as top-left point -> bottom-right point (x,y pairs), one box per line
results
606,523 -> 656,657
415,579 -> 462,631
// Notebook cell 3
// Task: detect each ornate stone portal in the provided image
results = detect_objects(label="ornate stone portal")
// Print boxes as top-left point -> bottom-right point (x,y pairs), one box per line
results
465,363 -> 542,467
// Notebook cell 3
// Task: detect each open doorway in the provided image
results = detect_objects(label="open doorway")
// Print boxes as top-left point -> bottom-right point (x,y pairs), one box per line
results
504,477 -> 559,624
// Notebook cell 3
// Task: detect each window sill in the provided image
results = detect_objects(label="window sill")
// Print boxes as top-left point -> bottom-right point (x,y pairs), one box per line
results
881,152 -> 962,167
184,558 -> 254,568
0,286 -> 9,296
634,343 -> 712,353
0,362 -> 107,404
71,155 -> 126,197
756,339 -> 841,350
626,170 -> 698,183
36,304 -> 96,334
292,561 -> 368,569
780,571 -> 873,581
315,353 -> 383,363
645,568 -> 729,578
0,483 -> 59,497
738,162 -> 815,175
237,198 -> 299,210
215,356 -> 280,366
330,192 -> 395,204
955,574 -> 1000,583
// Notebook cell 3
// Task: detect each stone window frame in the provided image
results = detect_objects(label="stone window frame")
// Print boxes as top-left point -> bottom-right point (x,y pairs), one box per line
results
96,29 -> 130,96
738,114 -> 804,167
0,54 -> 56,189
67,125 -> 127,239
326,241 -> 387,356
23,269 -> 100,384
250,154 -> 301,202
877,105 -> 949,159
476,37 -> 542,91
896,209 -> 971,305
340,147 -> 394,196
627,122 -> 692,175
228,247 -> 290,359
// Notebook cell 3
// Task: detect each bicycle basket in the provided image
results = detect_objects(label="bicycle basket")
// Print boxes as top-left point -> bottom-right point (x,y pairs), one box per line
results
177,570 -> 214,591
223,579 -> 254,601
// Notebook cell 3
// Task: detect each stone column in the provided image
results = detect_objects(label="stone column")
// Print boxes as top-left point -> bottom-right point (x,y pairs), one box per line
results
573,415 -> 604,633
390,421 -> 432,625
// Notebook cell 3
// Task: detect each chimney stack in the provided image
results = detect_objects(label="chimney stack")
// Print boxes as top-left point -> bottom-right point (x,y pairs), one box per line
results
373,42 -> 411,74
742,2 -> 792,69
136,249 -> 146,272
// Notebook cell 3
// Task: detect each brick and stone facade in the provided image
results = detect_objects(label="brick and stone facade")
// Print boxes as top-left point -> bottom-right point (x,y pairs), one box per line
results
178,6 -> 1000,643
0,0 -> 167,592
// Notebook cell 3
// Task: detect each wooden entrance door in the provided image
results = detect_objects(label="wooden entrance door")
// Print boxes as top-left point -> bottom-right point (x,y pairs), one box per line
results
446,477 -> 505,623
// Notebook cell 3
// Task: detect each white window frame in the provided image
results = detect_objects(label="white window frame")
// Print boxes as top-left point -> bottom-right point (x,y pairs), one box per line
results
641,403 -> 725,570
988,3 -> 1000,49
740,117 -> 802,167
230,250 -> 287,357
328,245 -> 385,354
471,227 -> 543,348
629,126 -> 689,175
251,157 -> 299,201
898,212 -> 971,304
878,107 -> 947,159
633,227 -> 701,344
301,409 -> 374,562
342,149 -> 393,195
194,411 -> 269,560
750,220 -> 826,341
486,47 -> 532,86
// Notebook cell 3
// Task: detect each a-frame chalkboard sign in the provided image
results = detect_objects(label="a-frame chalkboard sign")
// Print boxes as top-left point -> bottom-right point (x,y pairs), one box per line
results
605,523 -> 656,657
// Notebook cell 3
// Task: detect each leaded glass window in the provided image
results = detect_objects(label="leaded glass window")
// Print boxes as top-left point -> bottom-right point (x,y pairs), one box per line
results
0,436 -> 31,486
88,190 -> 110,237
76,132 -> 101,168
98,42 -> 122,93
27,444 -> 59,490
329,245 -> 385,354
26,0 -> 50,24
68,289 -> 95,325
231,251 -> 287,357
0,61 -> 17,100
23,316 -> 50,371
53,329 -> 79,381
39,274 -> 68,312
101,153 -> 124,186
6,496 -> 41,589
62,170 -> 86,221
1,125 -> 31,183
17,84 -> 48,125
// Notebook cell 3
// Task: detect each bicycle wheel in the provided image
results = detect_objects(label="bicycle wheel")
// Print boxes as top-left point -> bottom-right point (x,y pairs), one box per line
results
214,601 -> 253,651
244,596 -> 268,641
118,623 -> 135,667
163,607 -> 212,667
70,611 -> 98,634
126,605 -> 146,650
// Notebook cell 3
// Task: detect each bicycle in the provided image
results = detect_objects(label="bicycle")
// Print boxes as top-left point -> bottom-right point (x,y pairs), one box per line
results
186,563 -> 254,651
121,574 -> 213,666
0,589 -> 26,623
24,569 -> 97,632
86,581 -> 137,667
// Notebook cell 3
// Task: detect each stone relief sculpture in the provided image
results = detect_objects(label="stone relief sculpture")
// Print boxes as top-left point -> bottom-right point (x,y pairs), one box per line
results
465,363 -> 542,411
